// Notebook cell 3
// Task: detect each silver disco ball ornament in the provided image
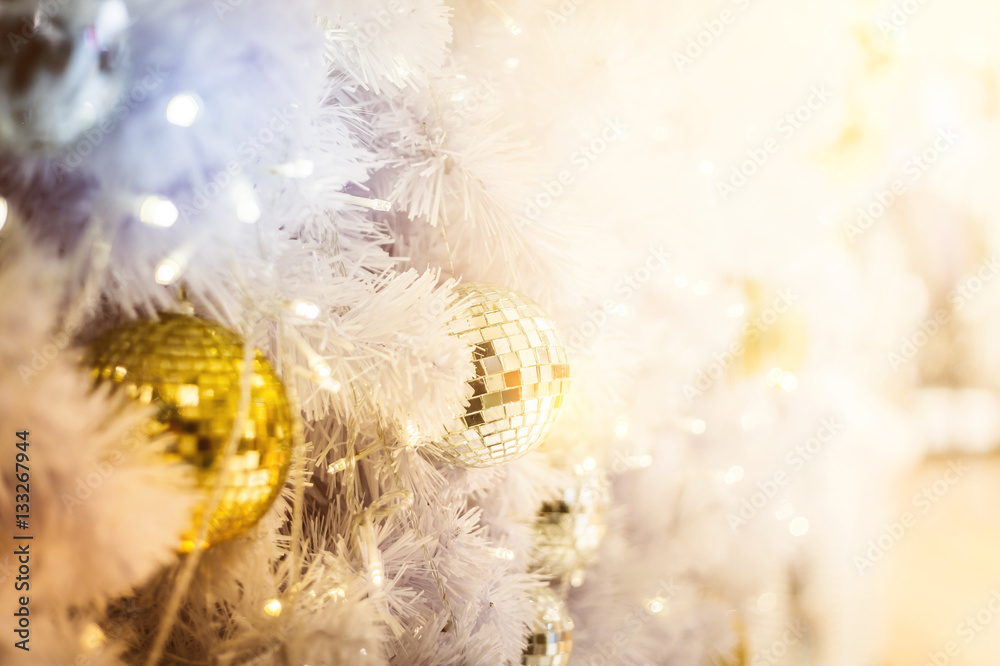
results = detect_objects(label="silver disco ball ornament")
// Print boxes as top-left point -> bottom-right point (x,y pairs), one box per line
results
428,283 -> 570,467
0,0 -> 129,152
532,470 -> 610,582
522,585 -> 574,666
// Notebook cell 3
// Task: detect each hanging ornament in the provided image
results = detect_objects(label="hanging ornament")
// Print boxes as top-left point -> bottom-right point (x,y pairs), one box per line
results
428,283 -> 570,467
522,585 -> 574,666
0,0 -> 129,153
531,469 -> 610,584
86,313 -> 294,553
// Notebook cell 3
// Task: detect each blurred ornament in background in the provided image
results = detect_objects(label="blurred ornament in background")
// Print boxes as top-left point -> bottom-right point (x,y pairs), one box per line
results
86,313 -> 294,553
427,283 -> 570,467
522,585 -> 574,666
531,468 -> 610,584
731,280 -> 809,381
0,0 -> 129,153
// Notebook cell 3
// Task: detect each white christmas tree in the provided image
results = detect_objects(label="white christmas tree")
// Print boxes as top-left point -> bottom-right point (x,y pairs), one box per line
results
1,0 -> 997,665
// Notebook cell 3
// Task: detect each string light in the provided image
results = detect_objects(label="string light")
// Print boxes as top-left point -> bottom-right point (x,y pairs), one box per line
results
138,195 -> 179,227
405,421 -> 421,448
774,502 -> 793,521
492,547 -> 515,560
615,418 -> 628,437
789,517 -> 809,536
292,299 -> 320,320
691,419 -> 706,434
766,368 -> 798,391
779,373 -> 798,392
271,159 -> 315,178
154,258 -> 181,285
757,592 -> 777,612
165,93 -> 202,127
723,466 -> 744,484
311,359 -> 331,379
727,303 -> 745,318
504,57 -> 520,70
79,623 -> 107,652
484,0 -> 521,35
263,599 -> 283,617
327,458 -> 349,474
340,194 -> 392,211
327,443 -> 383,474
94,0 -> 129,43
647,597 -> 667,613
582,457 -> 597,472
231,180 -> 260,223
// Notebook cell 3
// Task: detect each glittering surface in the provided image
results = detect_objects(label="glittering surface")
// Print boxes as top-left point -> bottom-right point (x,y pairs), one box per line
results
87,314 -> 293,552
432,283 -> 570,468
522,586 -> 574,665
533,472 -> 610,577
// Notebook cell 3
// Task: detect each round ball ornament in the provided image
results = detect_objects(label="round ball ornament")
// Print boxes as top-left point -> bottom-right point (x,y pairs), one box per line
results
0,0 -> 129,153
86,313 -> 294,553
532,471 -> 610,581
522,585 -> 574,666
430,283 -> 570,467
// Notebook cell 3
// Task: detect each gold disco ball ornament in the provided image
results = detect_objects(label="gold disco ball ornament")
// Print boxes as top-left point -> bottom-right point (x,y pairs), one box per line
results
86,313 -> 294,553
431,283 -> 570,467
532,471 -> 610,582
522,585 -> 574,666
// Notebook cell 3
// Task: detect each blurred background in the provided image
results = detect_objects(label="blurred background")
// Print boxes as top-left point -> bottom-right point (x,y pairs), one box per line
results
2,0 -> 1000,664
